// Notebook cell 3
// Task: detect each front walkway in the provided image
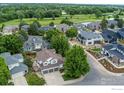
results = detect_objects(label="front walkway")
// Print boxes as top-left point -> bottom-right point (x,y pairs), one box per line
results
12,76 -> 28,85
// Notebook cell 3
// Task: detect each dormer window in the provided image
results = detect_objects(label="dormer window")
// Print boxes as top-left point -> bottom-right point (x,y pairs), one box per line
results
43,62 -> 49,66
51,59 -> 57,64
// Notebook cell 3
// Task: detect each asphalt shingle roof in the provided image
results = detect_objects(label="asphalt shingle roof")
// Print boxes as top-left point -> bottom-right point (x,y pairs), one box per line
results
10,63 -> 28,75
79,30 -> 102,39
103,44 -> 124,60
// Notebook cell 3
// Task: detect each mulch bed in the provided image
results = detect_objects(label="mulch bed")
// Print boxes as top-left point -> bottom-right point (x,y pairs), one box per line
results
87,50 -> 102,59
99,59 -> 124,73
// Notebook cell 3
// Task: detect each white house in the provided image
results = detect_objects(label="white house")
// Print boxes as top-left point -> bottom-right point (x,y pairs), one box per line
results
77,30 -> 103,46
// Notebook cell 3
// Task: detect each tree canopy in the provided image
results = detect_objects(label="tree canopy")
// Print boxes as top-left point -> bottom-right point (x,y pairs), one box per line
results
60,19 -> 73,26
51,35 -> 69,56
66,27 -> 78,38
44,29 -> 62,42
0,35 -> 23,54
100,17 -> 108,30
64,45 -> 90,78
0,57 -> 11,85
117,19 -> 124,28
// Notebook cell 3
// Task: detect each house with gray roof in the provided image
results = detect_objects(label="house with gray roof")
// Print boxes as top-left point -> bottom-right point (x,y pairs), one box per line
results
77,30 -> 103,46
101,44 -> 124,66
38,26 -> 54,31
107,19 -> 118,26
117,28 -> 124,39
81,21 -> 101,31
0,52 -> 28,78
101,29 -> 118,43
33,49 -> 64,74
2,25 -> 19,35
23,35 -> 48,52
21,25 -> 30,32
56,24 -> 71,32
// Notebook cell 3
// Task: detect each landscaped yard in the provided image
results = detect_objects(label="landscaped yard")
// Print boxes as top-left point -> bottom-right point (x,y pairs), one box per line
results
99,59 -> 124,73
0,14 -> 101,26
87,48 -> 102,59
25,72 -> 46,85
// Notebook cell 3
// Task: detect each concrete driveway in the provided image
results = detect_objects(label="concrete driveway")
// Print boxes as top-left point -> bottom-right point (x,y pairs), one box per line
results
12,76 -> 28,85
44,71 -> 64,85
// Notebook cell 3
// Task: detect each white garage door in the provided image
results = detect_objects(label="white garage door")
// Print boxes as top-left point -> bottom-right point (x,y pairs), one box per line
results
12,72 -> 25,78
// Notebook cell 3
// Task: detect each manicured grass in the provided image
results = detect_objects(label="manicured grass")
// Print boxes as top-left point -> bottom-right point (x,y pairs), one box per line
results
0,14 -> 101,26
25,72 -> 45,85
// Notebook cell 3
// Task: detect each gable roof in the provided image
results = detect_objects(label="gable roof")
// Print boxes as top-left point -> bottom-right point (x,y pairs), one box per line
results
103,44 -> 124,59
10,63 -> 28,75
38,26 -> 54,31
3,25 -> 18,31
101,29 -> 117,42
0,52 -> 18,65
36,49 -> 64,70
79,30 -> 102,39
23,35 -> 43,51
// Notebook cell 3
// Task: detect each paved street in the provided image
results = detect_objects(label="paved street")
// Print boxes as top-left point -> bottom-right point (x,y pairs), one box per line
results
73,54 -> 124,85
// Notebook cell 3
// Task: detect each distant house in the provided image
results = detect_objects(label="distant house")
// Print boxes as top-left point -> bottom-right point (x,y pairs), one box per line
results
117,28 -> 124,39
81,22 -> 101,31
107,19 -> 117,26
74,23 -> 84,30
38,26 -> 54,31
21,25 -> 30,32
56,24 -> 70,32
0,52 -> 28,78
101,44 -> 124,65
2,25 -> 19,35
77,30 -> 103,45
101,29 -> 118,43
33,49 -> 64,74
23,35 -> 48,52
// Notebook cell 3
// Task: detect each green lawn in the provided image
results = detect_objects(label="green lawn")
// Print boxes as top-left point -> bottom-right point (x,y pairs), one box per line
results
25,72 -> 45,85
0,14 -> 102,26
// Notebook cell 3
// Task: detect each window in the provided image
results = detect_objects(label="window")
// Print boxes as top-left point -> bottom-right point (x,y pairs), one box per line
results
43,70 -> 48,74
54,68 -> 59,71
49,69 -> 53,73
88,42 -> 92,44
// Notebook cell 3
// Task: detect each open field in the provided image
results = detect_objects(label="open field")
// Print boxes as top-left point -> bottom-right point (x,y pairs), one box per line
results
0,14 -> 102,26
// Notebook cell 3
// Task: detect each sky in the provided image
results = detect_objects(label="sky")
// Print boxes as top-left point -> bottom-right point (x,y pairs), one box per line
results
0,0 -> 124,5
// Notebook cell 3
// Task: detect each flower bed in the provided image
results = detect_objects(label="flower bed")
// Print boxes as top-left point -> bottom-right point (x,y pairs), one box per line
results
87,49 -> 102,59
99,59 -> 124,73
